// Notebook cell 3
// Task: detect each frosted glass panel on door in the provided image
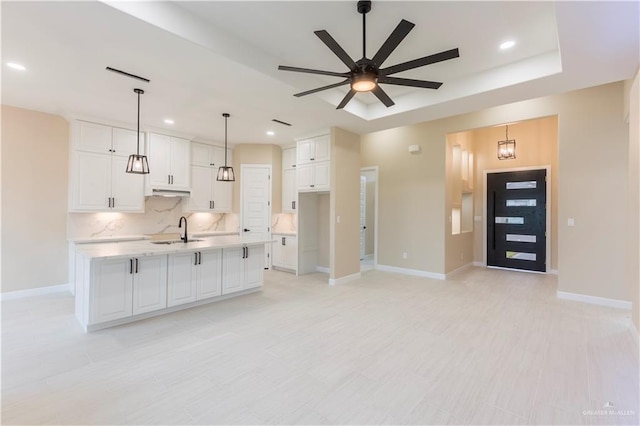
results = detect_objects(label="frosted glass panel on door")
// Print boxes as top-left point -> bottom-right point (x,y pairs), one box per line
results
506,199 -> 537,207
495,217 -> 524,224
506,181 -> 537,190
506,251 -> 536,261
506,234 -> 536,243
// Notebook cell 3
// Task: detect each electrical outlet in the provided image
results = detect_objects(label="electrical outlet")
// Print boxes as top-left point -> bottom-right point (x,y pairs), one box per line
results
402,252 -> 407,259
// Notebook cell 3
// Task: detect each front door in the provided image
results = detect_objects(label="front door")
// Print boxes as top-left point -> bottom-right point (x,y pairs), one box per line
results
487,169 -> 546,272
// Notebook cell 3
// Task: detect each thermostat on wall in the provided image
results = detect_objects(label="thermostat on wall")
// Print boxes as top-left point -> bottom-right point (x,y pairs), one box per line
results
409,145 -> 421,153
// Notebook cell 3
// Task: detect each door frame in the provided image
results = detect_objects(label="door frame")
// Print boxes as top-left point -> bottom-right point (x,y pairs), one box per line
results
240,164 -> 272,267
361,166 -> 379,268
483,165 -> 551,273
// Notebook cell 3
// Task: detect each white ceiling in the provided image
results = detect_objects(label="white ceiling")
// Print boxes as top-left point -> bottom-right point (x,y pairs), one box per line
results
2,1 -> 638,146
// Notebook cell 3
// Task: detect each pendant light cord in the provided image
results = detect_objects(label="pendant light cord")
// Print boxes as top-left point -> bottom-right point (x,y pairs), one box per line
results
505,125 -> 509,140
224,115 -> 228,166
137,90 -> 141,155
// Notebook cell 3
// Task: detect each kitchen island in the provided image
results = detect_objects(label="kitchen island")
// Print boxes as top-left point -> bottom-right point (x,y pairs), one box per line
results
73,235 -> 273,331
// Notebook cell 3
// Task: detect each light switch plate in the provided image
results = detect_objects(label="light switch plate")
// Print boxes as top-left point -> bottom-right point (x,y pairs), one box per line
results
568,218 -> 575,227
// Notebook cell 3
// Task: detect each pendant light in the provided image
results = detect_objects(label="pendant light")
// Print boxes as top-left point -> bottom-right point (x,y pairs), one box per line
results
217,113 -> 235,182
126,88 -> 150,174
497,124 -> 516,160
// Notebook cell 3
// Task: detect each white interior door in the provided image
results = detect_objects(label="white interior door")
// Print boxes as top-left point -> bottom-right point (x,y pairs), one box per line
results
241,165 -> 272,267
360,176 -> 366,260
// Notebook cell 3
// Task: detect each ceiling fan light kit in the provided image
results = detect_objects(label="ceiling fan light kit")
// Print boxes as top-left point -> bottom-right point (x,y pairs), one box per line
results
278,0 -> 460,109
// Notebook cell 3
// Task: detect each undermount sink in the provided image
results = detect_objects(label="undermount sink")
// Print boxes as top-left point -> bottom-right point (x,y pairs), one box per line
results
150,239 -> 203,245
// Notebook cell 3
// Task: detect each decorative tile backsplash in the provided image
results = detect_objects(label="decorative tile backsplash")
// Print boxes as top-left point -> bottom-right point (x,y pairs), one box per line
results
67,197 -> 239,240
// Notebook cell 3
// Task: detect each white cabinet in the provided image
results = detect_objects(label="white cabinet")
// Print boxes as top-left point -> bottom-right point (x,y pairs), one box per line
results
70,121 -> 144,212
282,169 -> 297,212
90,254 -> 166,324
185,143 -> 233,212
297,162 -> 330,192
282,147 -> 297,170
132,256 -> 168,315
146,133 -> 191,192
272,235 -> 297,272
297,134 -> 330,165
168,249 -> 222,306
222,245 -> 264,295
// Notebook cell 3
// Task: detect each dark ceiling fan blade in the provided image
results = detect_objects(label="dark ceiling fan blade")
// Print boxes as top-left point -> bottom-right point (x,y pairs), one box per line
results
380,48 -> 460,76
371,19 -> 415,67
314,30 -> 358,71
371,85 -> 395,107
278,65 -> 349,78
294,80 -> 351,97
336,89 -> 357,109
378,76 -> 442,89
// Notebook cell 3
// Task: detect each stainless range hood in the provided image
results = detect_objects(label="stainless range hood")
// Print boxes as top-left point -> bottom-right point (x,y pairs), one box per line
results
150,188 -> 191,197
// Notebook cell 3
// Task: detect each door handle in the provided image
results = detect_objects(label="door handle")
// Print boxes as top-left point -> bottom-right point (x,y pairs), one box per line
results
135,258 -> 139,274
245,247 -> 248,259
243,228 -> 250,232
199,252 -> 202,265
168,175 -> 171,184
129,258 -> 133,274
292,201 -> 296,210
195,252 -> 198,266
282,237 -> 286,245
112,198 -> 115,208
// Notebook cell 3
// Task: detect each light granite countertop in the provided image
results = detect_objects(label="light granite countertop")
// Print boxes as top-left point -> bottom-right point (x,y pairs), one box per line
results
74,235 -> 274,260
70,231 -> 238,244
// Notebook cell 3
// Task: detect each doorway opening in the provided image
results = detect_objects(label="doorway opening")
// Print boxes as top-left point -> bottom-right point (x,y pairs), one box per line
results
360,167 -> 378,272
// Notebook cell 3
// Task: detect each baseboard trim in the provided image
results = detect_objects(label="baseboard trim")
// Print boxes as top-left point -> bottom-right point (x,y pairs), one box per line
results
376,264 -> 445,280
316,266 -> 330,274
472,261 -> 484,267
1,283 -> 71,301
549,269 -> 559,275
328,272 -> 361,286
557,291 -> 632,310
445,263 -> 474,279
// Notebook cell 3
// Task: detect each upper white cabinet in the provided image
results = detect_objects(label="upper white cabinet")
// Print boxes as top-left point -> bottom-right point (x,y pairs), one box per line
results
297,134 -> 330,165
296,135 -> 330,192
185,142 -> 233,212
69,121 -> 144,212
282,147 -> 297,170
146,132 -> 191,192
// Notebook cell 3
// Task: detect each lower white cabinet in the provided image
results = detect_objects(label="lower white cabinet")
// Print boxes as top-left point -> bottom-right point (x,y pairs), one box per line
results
168,249 -> 222,306
272,235 -> 297,271
222,245 -> 265,295
91,254 -> 166,324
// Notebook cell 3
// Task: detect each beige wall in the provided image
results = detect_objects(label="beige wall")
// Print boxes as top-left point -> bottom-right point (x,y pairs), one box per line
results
627,71 -> 640,329
232,144 -> 282,215
468,116 -> 559,270
362,82 -> 630,303
361,122 -> 447,274
330,127 -> 361,280
1,106 -> 69,292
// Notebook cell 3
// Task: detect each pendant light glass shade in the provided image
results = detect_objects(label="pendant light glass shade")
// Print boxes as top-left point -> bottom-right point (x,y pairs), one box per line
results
217,113 -> 235,182
126,88 -> 150,174
497,125 -> 516,160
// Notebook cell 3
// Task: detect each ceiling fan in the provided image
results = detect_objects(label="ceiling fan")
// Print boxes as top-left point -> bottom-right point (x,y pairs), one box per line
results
278,0 -> 460,110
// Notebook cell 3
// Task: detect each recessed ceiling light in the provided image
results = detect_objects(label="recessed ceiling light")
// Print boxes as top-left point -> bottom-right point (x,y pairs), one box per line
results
266,131 -> 275,136
164,119 -> 174,124
500,40 -> 515,50
7,62 -> 26,71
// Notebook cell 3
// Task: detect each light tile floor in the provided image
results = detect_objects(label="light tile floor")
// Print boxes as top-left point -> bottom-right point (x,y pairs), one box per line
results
2,267 -> 638,425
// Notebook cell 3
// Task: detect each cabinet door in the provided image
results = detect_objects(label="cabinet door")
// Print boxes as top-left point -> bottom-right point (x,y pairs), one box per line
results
74,151 -> 111,211
147,133 -> 172,188
212,179 -> 233,212
91,257 -> 133,324
211,146 -> 228,169
296,163 -> 313,191
245,245 -> 265,289
197,249 -> 222,300
111,156 -> 145,212
167,252 -> 197,306
222,247 -> 244,295
186,166 -> 213,212
283,236 -> 298,270
192,142 -> 213,167
313,135 -> 330,162
297,139 -> 313,164
112,127 -> 140,158
169,137 -> 191,190
77,121 -> 112,154
282,168 -> 296,212
282,147 -> 297,170
271,237 -> 285,268
133,255 -> 168,315
313,162 -> 331,190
